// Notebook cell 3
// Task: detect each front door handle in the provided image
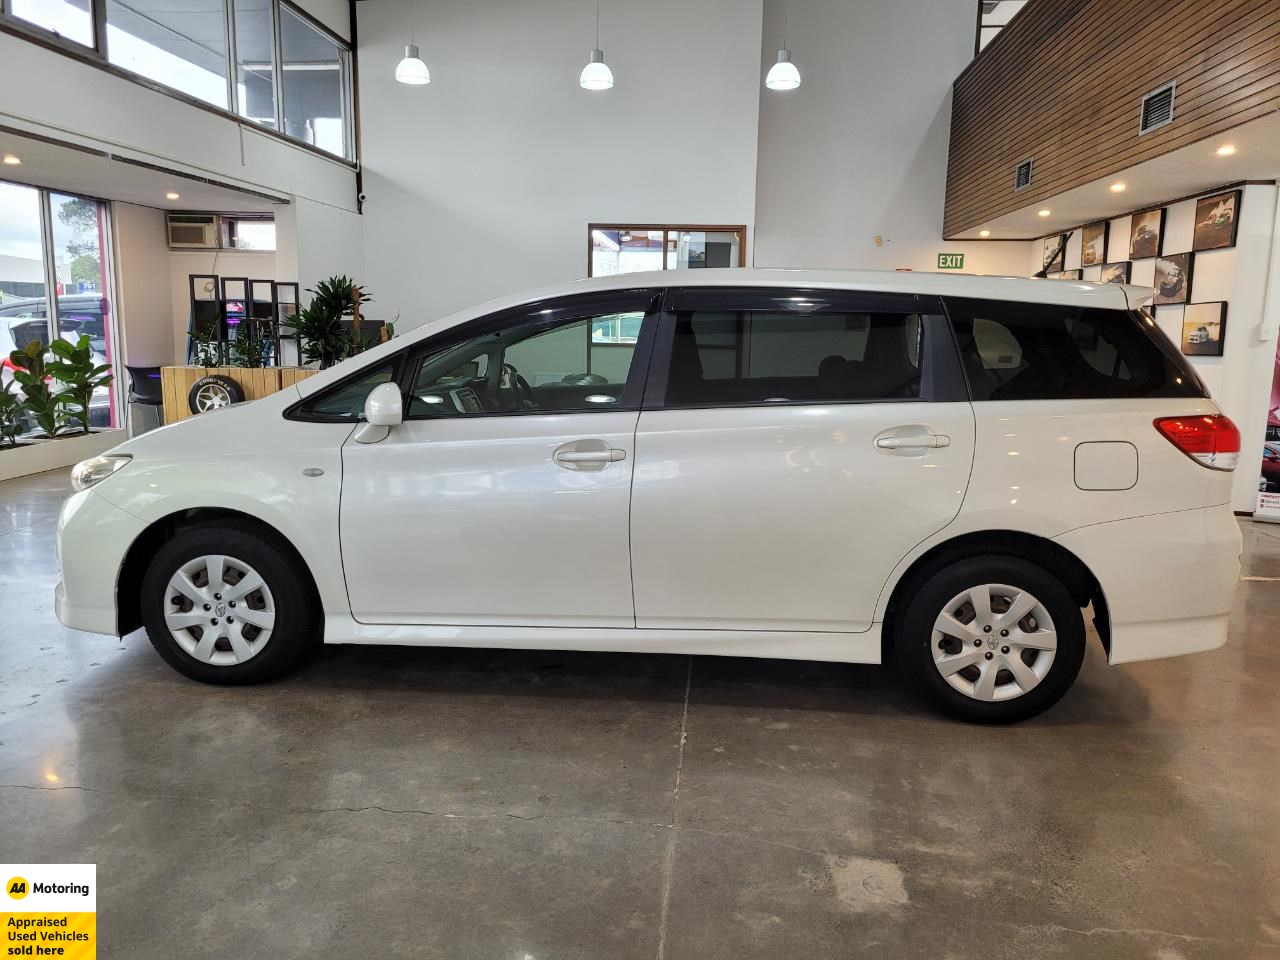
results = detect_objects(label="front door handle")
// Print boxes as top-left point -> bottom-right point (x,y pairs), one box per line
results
555,449 -> 626,463
875,434 -> 951,449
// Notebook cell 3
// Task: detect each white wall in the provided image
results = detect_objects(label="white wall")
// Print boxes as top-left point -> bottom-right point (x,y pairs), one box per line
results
275,197 -> 366,303
355,0 -> 764,327
1034,184 -> 1280,512
752,0 -> 1029,276
113,202 -> 175,367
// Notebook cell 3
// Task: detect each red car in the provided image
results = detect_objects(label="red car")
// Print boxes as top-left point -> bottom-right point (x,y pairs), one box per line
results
1263,443 -> 1280,491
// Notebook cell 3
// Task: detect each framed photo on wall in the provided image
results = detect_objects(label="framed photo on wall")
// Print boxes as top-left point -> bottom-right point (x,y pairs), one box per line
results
1040,234 -> 1067,274
1081,222 -> 1108,267
1193,190 -> 1241,251
1129,208 -> 1164,259
1056,269 -> 1082,280
1153,252 -> 1194,305
1182,302 -> 1228,357
1099,261 -> 1131,284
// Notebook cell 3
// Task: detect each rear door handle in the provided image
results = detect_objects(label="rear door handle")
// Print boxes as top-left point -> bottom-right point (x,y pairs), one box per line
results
875,435 -> 950,449
555,449 -> 626,463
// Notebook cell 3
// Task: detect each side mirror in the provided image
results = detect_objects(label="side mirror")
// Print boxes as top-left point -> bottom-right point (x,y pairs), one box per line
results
363,381 -> 403,426
354,382 -> 403,444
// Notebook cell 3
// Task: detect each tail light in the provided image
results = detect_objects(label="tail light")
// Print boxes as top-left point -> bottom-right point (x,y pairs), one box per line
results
1153,415 -> 1240,471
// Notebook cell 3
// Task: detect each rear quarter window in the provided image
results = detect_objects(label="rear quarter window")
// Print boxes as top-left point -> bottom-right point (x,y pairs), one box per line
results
944,297 -> 1204,401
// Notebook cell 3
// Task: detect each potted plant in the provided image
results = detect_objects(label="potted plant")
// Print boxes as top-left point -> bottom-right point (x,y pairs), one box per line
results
0,379 -> 23,448
295,276 -> 374,369
46,334 -> 114,435
9,340 -> 63,438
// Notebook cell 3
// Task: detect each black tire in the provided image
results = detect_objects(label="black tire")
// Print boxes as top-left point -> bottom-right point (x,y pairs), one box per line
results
896,555 -> 1085,724
140,521 -> 319,684
188,374 -> 245,413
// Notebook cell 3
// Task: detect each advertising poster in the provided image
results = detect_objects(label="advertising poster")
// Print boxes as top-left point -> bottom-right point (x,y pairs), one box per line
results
3,864 -> 95,958
1256,339 -> 1280,522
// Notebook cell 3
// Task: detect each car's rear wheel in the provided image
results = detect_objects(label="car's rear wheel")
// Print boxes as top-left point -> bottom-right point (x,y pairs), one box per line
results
140,522 -> 318,684
897,556 -> 1085,723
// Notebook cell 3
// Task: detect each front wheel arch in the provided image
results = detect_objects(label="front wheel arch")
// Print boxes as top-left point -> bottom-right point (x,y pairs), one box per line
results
881,530 -> 1110,660
117,508 -> 321,637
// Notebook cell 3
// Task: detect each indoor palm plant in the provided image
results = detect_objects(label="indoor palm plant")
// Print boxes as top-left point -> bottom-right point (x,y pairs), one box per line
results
295,276 -> 374,368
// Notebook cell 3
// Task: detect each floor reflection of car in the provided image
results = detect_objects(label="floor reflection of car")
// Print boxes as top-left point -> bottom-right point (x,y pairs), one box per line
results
0,295 -> 112,429
1187,326 -> 1211,344
1262,443 -> 1280,492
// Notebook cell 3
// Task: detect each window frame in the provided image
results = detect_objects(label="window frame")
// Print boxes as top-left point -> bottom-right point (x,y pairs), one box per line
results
587,224 -> 747,278
642,286 -> 968,411
0,178 -> 126,433
0,0 -> 355,165
285,290 -> 664,424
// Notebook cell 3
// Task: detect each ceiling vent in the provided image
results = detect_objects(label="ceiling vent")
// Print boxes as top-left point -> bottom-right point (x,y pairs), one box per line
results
1014,157 -> 1033,192
1140,82 -> 1176,134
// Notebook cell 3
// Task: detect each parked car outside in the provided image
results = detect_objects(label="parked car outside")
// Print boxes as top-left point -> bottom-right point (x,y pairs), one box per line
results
0,295 -> 113,430
54,270 -> 1242,723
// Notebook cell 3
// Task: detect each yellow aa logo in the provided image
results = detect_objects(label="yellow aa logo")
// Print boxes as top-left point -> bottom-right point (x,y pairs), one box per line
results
7,877 -> 29,900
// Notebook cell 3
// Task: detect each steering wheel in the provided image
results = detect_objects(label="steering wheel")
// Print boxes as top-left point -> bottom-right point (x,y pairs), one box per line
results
502,362 -> 537,410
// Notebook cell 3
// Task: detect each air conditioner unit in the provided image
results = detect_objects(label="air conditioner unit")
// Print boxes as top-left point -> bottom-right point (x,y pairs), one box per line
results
166,213 -> 220,249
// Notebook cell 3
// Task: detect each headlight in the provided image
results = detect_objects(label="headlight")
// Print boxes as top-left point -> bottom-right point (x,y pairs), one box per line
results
70,455 -> 132,492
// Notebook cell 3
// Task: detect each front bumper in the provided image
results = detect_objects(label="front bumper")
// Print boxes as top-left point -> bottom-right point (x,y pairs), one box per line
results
54,487 -> 146,636
1053,504 -> 1241,665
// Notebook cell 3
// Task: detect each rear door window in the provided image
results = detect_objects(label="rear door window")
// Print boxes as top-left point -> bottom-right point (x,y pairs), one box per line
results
944,297 -> 1204,400
659,289 -> 937,407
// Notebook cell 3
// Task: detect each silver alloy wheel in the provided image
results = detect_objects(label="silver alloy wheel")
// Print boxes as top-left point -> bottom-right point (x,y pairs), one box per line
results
930,582 -> 1057,702
193,382 -> 233,412
164,554 -> 276,666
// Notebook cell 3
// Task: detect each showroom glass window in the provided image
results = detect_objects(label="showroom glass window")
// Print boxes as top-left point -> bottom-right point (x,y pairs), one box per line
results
588,226 -> 746,277
0,182 -> 122,436
105,0 -> 230,108
0,0 -> 353,160
279,4 -> 349,158
7,0 -> 94,46
234,0 -> 276,127
663,296 -> 924,407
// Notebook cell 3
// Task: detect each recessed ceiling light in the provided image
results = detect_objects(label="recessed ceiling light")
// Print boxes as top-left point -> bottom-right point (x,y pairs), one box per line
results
979,229 -> 991,238
1038,209 -> 1051,217
2,154 -> 20,165
1216,144 -> 1236,156
165,191 -> 181,200
1110,182 -> 1126,192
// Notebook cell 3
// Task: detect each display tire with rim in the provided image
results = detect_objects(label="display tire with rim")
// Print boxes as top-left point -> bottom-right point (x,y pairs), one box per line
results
188,375 -> 245,414
140,521 -> 319,684
897,555 -> 1085,724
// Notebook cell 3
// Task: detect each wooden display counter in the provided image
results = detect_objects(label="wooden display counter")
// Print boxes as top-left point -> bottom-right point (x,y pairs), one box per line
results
160,366 -> 318,424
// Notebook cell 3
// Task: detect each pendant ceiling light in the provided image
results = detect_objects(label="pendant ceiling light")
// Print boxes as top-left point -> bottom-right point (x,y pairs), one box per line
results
579,0 -> 613,90
765,3 -> 801,90
396,44 -> 430,85
395,0 -> 429,85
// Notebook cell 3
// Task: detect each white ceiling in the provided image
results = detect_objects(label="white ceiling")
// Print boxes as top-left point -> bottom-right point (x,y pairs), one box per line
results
0,128 -> 286,213
953,111 -> 1280,241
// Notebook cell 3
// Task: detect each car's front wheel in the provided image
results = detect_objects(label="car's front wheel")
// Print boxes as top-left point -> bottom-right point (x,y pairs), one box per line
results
140,522 -> 318,684
897,556 -> 1086,723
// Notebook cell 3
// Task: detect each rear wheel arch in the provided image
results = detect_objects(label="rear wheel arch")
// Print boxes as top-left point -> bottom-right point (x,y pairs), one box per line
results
882,530 -> 1111,657
116,508 -> 321,637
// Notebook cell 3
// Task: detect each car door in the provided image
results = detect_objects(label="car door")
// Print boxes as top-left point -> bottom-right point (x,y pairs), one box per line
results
337,290 -> 660,627
629,287 -> 975,633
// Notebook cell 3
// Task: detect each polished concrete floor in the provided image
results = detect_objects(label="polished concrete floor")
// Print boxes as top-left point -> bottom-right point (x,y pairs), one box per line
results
2,468 -> 1279,959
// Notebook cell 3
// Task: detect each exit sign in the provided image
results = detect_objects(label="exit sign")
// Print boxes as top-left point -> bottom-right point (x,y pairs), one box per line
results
937,253 -> 965,270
